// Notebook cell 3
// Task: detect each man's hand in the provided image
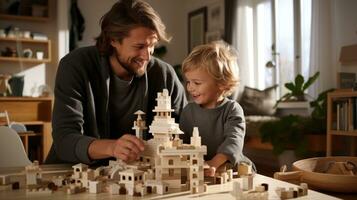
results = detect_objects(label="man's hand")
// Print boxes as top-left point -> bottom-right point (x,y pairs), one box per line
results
111,134 -> 145,162
88,135 -> 145,162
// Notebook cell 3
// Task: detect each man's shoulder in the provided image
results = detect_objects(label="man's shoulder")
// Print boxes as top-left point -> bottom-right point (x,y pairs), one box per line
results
60,46 -> 100,64
148,57 -> 174,73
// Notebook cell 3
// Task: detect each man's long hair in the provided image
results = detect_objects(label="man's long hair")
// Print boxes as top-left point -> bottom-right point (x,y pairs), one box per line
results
95,0 -> 171,56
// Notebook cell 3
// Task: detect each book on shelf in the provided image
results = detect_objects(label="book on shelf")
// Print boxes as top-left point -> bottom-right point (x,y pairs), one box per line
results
335,99 -> 352,131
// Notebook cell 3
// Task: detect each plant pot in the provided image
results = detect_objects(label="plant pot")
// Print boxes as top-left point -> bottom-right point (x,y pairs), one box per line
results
276,101 -> 310,116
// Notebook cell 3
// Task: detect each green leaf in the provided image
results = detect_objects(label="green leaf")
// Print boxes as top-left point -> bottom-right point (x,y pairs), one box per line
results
302,72 -> 319,91
285,83 -> 295,91
295,75 -> 304,92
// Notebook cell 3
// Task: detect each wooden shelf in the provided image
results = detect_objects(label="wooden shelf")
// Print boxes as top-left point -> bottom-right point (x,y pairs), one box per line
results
329,90 -> 357,98
329,130 -> 357,136
20,121 -> 45,125
0,14 -> 49,22
0,38 -> 52,63
0,37 -> 50,43
0,97 -> 52,101
326,90 -> 357,156
0,56 -> 50,63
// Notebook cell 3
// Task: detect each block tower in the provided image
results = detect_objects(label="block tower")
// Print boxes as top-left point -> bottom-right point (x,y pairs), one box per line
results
132,110 -> 147,139
141,89 -> 183,164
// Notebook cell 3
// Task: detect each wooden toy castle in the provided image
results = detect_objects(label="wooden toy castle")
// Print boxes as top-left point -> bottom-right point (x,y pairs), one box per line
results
62,89 -> 208,196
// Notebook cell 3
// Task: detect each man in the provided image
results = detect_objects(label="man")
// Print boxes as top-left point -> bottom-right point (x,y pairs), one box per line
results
46,0 -> 186,165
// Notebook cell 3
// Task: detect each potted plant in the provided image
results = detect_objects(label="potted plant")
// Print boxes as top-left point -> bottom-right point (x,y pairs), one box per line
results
276,72 -> 320,104
259,88 -> 335,161
275,72 -> 320,116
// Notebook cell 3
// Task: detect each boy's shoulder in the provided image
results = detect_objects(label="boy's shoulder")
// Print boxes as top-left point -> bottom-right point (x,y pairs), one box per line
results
182,102 -> 196,112
223,98 -> 244,115
182,99 -> 242,113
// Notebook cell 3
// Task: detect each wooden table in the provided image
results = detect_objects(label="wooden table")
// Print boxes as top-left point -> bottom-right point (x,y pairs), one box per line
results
0,164 -> 345,200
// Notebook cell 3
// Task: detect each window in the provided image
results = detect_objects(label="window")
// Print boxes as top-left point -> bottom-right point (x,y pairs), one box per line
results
275,0 -> 312,96
235,0 -> 312,96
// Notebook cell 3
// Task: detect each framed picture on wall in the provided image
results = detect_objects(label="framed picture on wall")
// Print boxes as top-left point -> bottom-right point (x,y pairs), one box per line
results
207,1 -> 225,32
337,72 -> 356,89
188,7 -> 207,53
205,30 -> 222,43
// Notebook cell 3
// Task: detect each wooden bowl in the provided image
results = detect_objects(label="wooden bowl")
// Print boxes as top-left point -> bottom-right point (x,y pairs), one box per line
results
292,156 -> 357,193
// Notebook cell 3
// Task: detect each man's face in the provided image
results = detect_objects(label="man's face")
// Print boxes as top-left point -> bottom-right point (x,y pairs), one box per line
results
111,27 -> 158,78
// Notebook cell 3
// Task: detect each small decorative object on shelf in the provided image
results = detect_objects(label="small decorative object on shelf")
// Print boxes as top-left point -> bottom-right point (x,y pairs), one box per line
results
36,51 -> 44,60
31,32 -> 48,40
23,48 -> 33,58
0,29 -> 5,38
0,74 -> 12,96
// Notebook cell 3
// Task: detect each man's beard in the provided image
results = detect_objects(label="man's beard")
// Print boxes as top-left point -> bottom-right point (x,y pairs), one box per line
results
115,53 -> 147,78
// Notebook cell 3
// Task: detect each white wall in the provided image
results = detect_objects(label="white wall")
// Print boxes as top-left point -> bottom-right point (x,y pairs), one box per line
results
333,0 -> 357,73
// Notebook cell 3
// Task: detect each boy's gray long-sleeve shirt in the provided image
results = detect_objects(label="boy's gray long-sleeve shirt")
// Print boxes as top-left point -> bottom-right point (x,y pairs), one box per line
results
179,98 -> 252,166
46,46 -> 186,165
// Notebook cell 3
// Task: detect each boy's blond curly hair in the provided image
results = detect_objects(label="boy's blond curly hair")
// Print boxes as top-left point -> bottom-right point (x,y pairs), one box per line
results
182,41 -> 240,97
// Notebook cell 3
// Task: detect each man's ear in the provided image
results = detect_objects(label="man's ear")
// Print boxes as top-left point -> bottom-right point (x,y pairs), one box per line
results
110,39 -> 117,47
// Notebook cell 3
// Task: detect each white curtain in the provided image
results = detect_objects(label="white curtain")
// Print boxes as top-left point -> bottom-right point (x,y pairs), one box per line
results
233,0 -> 274,95
232,0 -> 253,95
308,0 -> 335,98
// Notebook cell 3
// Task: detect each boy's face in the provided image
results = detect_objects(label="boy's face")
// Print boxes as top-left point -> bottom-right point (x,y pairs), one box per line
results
184,68 -> 224,109
110,26 -> 158,79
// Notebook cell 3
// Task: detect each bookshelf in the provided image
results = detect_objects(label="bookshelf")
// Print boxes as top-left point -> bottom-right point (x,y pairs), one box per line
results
326,90 -> 357,156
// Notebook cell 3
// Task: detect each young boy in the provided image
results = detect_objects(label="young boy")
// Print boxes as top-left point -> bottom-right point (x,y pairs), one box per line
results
179,41 -> 253,176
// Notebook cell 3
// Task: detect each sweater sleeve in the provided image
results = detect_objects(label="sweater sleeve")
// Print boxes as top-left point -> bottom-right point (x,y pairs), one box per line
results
217,102 -> 246,165
51,58 -> 96,164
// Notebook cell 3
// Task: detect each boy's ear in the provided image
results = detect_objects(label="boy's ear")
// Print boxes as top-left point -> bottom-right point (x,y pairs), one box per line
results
218,83 -> 228,93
